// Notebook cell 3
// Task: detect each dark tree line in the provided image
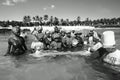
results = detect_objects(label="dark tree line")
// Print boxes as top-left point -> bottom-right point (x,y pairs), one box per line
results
0,15 -> 120,28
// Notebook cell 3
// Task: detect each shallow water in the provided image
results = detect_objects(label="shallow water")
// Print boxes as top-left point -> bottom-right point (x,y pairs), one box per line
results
0,44 -> 120,80
0,54 -> 110,80
1,29 -> 120,80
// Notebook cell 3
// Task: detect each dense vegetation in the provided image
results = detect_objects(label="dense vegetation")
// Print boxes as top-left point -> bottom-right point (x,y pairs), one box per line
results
0,15 -> 120,28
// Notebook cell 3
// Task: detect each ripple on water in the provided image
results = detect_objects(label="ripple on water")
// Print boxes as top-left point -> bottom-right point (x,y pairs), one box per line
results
0,51 -> 119,80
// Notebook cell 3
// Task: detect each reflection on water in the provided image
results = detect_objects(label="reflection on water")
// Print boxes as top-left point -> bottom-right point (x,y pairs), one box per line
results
0,51 -> 120,80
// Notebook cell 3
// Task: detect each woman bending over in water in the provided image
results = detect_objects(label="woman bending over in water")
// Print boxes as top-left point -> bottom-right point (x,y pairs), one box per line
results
4,26 -> 27,56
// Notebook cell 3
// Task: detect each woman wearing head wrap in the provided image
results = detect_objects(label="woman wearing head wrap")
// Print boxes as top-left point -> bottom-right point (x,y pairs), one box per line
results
4,26 -> 27,56
62,31 -> 74,51
53,26 -> 61,33
30,36 -> 44,57
49,37 -> 62,51
74,32 -> 84,50
32,26 -> 44,42
43,30 -> 52,50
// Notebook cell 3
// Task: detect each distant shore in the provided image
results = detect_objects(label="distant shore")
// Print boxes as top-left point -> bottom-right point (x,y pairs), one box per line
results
0,26 -> 120,33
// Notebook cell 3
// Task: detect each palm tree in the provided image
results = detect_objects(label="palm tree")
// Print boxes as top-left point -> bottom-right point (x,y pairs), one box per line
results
66,19 -> 69,26
44,15 -> 48,20
117,17 -> 120,25
77,16 -> 81,26
27,16 -> 31,23
39,17 -> 43,22
60,18 -> 64,26
39,17 -> 43,26
50,16 -> 53,26
73,20 -> 77,26
23,16 -> 27,23
53,17 -> 59,26
33,17 -> 36,22
34,15 -> 39,22
43,15 -> 49,25
23,15 -> 31,26
32,16 -> 36,26
84,17 -> 89,26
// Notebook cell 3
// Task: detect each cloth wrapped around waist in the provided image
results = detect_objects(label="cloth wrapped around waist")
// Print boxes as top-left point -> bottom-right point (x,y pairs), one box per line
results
52,33 -> 60,39
31,41 -> 44,50
72,39 -> 79,46
104,49 -> 120,65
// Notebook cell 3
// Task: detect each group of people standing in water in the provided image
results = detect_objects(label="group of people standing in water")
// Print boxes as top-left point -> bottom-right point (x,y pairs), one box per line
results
4,25 -> 120,66
31,26 -> 84,51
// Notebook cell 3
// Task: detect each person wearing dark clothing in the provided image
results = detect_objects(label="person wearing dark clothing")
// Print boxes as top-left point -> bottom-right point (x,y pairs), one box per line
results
75,32 -> 84,49
43,31 -> 52,50
62,31 -> 74,51
4,26 -> 27,56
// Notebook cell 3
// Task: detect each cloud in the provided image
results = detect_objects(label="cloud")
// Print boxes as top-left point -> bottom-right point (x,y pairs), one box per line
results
43,5 -> 55,11
12,0 -> 27,3
43,7 -> 47,11
2,0 -> 14,6
51,5 -> 55,9
2,0 -> 27,6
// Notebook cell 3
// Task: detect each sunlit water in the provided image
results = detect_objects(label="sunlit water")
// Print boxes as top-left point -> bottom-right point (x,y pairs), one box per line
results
0,41 -> 120,80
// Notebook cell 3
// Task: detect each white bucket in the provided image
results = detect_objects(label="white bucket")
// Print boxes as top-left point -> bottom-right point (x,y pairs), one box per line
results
103,31 -> 116,48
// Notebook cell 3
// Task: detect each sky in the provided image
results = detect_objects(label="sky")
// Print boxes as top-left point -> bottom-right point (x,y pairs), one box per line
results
0,0 -> 120,21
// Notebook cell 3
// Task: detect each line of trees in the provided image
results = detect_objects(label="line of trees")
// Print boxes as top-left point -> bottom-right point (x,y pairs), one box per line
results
0,15 -> 120,28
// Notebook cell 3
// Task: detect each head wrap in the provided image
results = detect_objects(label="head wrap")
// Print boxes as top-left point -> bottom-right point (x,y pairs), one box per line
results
12,26 -> 20,33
